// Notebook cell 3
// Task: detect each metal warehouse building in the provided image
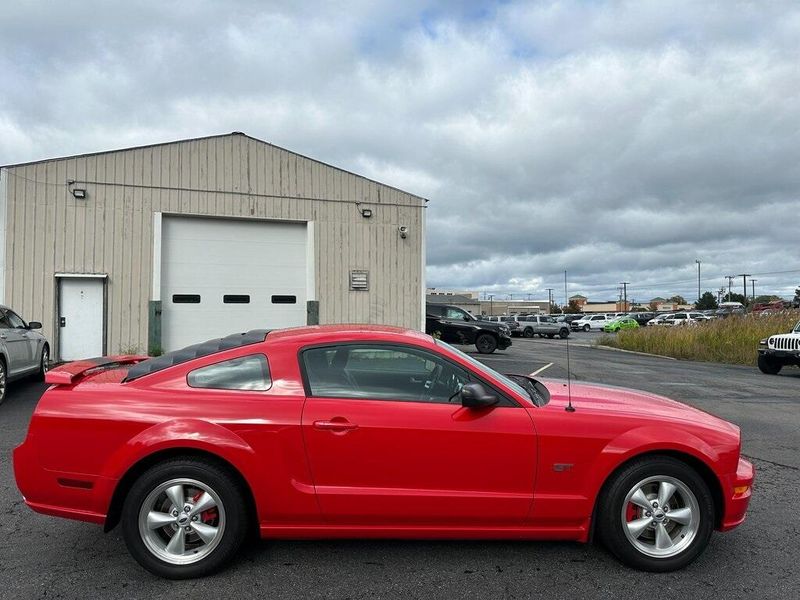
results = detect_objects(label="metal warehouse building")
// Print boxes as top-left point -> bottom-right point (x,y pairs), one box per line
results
0,132 -> 426,360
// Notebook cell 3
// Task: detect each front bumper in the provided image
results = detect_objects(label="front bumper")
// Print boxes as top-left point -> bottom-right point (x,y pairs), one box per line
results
759,348 -> 800,361
497,335 -> 513,350
719,456 -> 755,532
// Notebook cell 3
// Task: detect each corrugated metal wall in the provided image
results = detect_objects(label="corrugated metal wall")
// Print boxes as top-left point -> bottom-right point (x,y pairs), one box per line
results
1,133 -> 425,355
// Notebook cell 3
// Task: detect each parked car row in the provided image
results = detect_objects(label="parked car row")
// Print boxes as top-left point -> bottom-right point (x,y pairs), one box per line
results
485,315 -> 570,339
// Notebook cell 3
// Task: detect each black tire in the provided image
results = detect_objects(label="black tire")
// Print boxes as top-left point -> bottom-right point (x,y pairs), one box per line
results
475,333 -> 498,354
523,328 -> 534,338
546,334 -> 555,339
583,324 -> 590,332
121,458 -> 249,579
559,328 -> 569,339
0,358 -> 6,406
757,354 -> 782,375
597,456 -> 714,572
36,345 -> 49,381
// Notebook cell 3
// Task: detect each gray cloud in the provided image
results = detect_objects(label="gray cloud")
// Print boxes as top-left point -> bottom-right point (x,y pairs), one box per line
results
1,1 -> 799,301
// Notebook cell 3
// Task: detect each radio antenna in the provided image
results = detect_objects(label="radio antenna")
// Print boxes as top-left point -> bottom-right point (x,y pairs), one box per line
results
564,270 -> 575,412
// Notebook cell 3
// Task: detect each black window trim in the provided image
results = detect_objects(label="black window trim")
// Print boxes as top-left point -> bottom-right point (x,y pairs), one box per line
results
297,341 -> 521,407
185,352 -> 273,392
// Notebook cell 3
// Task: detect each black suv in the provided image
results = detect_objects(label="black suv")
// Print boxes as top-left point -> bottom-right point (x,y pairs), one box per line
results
425,304 -> 512,354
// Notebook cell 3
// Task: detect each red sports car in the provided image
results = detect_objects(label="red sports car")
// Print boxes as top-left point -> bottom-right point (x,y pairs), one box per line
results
14,325 -> 753,578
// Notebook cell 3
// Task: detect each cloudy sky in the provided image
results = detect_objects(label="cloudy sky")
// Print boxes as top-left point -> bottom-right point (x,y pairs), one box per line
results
2,1 -> 799,303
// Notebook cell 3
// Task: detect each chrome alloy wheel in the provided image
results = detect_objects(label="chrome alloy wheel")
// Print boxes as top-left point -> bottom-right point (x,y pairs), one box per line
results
0,361 -> 6,404
41,348 -> 49,374
138,478 -> 226,565
621,475 -> 700,558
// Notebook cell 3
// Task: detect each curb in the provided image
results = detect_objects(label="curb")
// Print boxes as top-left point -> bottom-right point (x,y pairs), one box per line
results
594,344 -> 678,360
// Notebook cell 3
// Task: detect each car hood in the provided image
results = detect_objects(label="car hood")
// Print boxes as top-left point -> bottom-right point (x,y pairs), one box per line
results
539,379 -> 738,435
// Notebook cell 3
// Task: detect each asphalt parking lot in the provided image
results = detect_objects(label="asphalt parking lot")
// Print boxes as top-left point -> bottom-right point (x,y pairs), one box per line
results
1,334 -> 798,599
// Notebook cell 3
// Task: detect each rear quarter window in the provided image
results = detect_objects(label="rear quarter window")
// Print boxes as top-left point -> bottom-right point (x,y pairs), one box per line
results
187,354 -> 271,391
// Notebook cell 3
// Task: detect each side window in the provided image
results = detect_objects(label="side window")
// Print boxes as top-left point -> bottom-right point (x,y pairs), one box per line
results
427,305 -> 444,318
302,345 -> 471,403
445,308 -> 468,320
187,354 -> 271,391
0,313 -> 10,329
5,310 -> 26,328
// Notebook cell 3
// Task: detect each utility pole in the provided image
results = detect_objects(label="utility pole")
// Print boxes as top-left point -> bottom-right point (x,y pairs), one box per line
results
620,282 -> 629,311
488,294 -> 494,316
751,279 -> 757,301
695,260 -> 701,303
737,274 -> 751,304
545,288 -> 554,314
725,275 -> 735,301
718,288 -> 724,304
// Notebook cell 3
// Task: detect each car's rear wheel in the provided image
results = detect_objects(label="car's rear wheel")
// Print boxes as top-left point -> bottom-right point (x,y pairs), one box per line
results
598,456 -> 713,572
0,359 -> 6,406
121,458 -> 248,579
523,328 -> 534,338
559,328 -> 569,339
475,333 -> 498,354
583,324 -> 590,332
757,354 -> 782,375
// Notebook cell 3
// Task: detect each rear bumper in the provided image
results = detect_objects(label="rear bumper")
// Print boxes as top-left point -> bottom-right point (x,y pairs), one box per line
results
13,438 -> 114,526
719,457 -> 754,532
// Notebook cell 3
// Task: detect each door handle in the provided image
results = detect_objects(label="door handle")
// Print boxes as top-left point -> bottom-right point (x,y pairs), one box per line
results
313,418 -> 359,433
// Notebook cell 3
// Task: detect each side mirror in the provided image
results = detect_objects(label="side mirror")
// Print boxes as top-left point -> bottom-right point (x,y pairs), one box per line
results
460,382 -> 499,409
27,321 -> 42,330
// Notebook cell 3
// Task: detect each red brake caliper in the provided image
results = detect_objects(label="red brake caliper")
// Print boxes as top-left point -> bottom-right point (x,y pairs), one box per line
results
191,490 -> 218,525
625,502 -> 638,522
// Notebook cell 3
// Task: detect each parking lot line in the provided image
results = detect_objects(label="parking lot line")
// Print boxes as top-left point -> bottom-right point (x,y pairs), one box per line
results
530,362 -> 553,376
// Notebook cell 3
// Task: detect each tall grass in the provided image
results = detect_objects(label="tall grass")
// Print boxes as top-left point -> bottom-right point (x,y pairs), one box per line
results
600,312 -> 799,365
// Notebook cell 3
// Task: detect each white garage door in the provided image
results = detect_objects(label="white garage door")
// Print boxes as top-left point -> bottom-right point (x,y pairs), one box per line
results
161,217 -> 309,350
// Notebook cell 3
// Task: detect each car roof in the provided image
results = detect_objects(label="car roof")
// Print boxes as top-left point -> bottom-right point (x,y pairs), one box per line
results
267,324 -> 432,345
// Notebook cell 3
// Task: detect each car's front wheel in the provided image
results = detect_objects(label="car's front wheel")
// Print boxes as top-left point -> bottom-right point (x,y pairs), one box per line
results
475,333 -> 498,354
0,359 -> 6,406
598,456 -> 714,572
36,345 -> 49,381
121,458 -> 249,579
757,354 -> 782,375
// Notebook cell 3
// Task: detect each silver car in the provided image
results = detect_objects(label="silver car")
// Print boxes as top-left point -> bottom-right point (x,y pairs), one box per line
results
0,305 -> 49,405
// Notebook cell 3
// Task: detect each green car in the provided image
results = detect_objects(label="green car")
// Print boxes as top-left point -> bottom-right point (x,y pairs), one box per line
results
603,317 -> 640,332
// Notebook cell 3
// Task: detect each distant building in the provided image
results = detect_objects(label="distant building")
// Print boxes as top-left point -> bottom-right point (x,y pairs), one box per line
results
480,300 -> 550,316
426,289 -> 480,300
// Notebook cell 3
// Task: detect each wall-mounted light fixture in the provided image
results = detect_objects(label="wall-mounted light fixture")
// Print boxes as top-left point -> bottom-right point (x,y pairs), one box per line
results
71,188 -> 87,199
360,207 -> 373,218
398,225 -> 408,239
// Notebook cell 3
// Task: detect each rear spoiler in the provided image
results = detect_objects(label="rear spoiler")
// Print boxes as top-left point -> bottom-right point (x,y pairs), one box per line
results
45,355 -> 149,385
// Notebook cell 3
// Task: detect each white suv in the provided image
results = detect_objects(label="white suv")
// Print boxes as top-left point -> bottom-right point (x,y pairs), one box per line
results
571,314 -> 613,331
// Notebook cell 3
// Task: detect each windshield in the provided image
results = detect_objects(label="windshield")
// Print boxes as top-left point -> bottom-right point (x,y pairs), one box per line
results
794,321 -> 800,333
435,339 -> 531,402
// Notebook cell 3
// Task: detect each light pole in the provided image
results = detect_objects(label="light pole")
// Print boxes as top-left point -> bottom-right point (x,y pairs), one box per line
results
488,294 -> 494,316
737,274 -> 751,305
545,288 -> 554,314
751,279 -> 757,301
620,282 -> 629,311
695,260 -> 701,304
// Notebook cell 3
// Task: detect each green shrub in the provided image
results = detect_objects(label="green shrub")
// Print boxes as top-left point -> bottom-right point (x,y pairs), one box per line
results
600,312 -> 799,365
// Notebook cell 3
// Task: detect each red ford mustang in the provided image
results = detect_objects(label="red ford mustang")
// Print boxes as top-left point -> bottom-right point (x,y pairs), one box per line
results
14,325 -> 753,578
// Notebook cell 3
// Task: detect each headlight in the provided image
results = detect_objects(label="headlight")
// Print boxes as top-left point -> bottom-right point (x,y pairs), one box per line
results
500,326 -> 510,334
759,338 -> 768,346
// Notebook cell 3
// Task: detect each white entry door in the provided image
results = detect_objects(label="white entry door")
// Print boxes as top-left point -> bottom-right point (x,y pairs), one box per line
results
59,278 -> 105,360
161,217 -> 309,351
